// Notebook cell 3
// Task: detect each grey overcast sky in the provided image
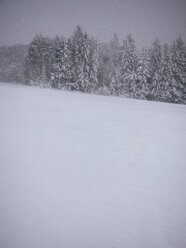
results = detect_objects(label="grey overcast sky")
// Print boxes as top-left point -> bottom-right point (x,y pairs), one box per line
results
0,0 -> 186,47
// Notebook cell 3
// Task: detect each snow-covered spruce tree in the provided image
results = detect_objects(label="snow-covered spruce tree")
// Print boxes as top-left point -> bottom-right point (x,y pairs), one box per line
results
97,42 -> 112,95
135,47 -> 151,99
88,38 -> 99,93
151,43 -> 176,103
110,34 -> 121,67
43,37 -> 54,87
24,34 -> 53,87
149,39 -> 162,100
97,34 -> 121,95
50,35 -> 62,88
51,36 -> 72,89
24,35 -> 41,85
64,38 -> 76,91
70,25 -> 85,91
156,43 -> 173,102
169,37 -> 186,103
120,34 -> 138,97
70,26 -> 99,93
108,33 -> 121,95
80,32 -> 91,92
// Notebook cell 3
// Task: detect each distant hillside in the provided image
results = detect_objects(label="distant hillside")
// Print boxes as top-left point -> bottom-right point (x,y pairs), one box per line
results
0,44 -> 28,83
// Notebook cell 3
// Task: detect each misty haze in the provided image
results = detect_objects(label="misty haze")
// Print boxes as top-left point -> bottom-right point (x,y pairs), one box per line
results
0,0 -> 186,248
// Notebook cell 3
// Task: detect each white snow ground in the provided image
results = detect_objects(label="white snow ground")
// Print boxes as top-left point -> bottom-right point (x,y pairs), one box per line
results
0,82 -> 186,248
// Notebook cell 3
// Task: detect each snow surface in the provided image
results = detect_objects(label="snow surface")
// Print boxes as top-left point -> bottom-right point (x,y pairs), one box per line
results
0,82 -> 186,248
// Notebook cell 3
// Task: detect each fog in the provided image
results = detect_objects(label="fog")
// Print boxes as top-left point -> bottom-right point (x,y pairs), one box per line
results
0,0 -> 186,47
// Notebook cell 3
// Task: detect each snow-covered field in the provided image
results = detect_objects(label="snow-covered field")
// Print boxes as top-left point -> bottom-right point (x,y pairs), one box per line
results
0,82 -> 186,248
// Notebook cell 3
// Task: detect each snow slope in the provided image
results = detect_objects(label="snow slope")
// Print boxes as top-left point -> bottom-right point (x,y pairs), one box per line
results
0,82 -> 186,248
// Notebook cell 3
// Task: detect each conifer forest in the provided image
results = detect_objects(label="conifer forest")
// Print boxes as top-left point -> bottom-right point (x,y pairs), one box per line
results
0,25 -> 186,104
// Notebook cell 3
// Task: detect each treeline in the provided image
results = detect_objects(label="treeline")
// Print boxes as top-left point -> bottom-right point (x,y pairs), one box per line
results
1,25 -> 186,104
